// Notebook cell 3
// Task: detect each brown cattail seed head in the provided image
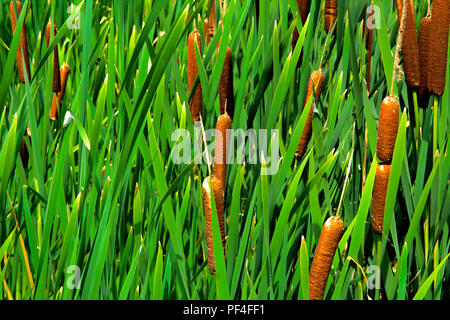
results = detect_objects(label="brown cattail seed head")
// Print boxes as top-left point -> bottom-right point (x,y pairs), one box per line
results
324,0 -> 337,33
376,96 -> 399,163
50,93 -> 59,121
58,64 -> 70,103
292,0 -> 310,68
399,0 -> 420,88
218,46 -> 234,118
213,112 -> 232,194
202,176 -> 226,275
46,21 -> 61,92
10,1 -> 31,83
187,30 -> 203,122
427,0 -> 449,96
297,0 -> 310,25
309,215 -> 344,300
206,0 -> 215,45
296,69 -> 325,158
418,17 -> 432,108
371,164 -> 391,234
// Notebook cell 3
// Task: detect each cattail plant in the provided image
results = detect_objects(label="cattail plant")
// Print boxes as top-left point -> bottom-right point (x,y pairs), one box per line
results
10,1 -> 31,83
296,69 -> 325,158
427,0 -> 449,96
50,64 -> 70,120
292,0 -> 310,68
45,21 -> 61,93
418,16 -> 431,108
218,46 -> 234,118
324,0 -> 337,33
187,30 -> 203,122
395,0 -> 420,88
206,0 -> 215,45
202,176 -> 226,275
371,164 -> 391,234
376,96 -> 399,163
213,112 -> 231,194
309,215 -> 344,300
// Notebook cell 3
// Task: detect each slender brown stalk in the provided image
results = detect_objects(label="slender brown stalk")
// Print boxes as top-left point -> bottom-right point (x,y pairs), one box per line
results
10,1 -> 31,83
296,69 -> 325,158
371,164 -> 391,234
187,30 -> 203,122
309,215 -> 344,300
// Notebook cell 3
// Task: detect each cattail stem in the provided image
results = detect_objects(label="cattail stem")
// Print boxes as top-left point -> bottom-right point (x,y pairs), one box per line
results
10,1 -> 31,83
309,215 -> 344,300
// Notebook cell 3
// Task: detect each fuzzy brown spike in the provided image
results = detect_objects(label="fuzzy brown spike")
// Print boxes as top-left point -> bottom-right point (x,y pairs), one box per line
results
427,0 -> 449,96
213,112 -> 232,194
10,1 -> 31,83
218,46 -> 234,118
309,215 -> 344,300
371,164 -> 391,234
376,96 -> 399,163
297,0 -> 310,25
58,64 -> 70,106
292,0 -> 310,68
202,176 -> 226,275
296,69 -> 325,158
206,0 -> 215,45
187,30 -> 203,122
324,0 -> 337,33
418,17 -> 431,108
398,0 -> 420,88
46,21 -> 61,92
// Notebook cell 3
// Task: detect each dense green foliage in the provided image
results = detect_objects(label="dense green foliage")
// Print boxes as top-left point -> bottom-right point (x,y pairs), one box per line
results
0,0 -> 448,300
